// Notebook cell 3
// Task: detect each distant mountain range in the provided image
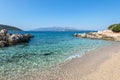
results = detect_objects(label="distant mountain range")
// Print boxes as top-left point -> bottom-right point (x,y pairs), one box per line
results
0,24 -> 22,31
32,26 -> 82,31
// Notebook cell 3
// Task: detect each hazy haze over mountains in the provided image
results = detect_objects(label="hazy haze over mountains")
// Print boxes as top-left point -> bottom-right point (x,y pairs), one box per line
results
32,26 -> 82,31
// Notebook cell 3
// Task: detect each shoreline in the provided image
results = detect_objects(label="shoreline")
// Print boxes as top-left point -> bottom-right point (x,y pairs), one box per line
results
2,43 -> 120,80
58,43 -> 120,80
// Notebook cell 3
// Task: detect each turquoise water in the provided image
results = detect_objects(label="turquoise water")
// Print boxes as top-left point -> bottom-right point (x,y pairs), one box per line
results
0,31 -> 114,78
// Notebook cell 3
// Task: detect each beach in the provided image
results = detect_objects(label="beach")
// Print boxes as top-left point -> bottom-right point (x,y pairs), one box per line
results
11,43 -> 120,80
0,31 -> 120,80
1,0 -> 120,80
58,43 -> 120,80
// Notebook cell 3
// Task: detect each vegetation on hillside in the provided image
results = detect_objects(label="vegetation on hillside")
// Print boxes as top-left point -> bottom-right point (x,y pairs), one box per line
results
0,24 -> 22,31
108,23 -> 120,32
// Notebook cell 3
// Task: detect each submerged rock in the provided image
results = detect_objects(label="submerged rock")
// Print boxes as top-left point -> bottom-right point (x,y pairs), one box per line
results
43,52 -> 54,56
74,30 -> 120,41
0,29 -> 34,47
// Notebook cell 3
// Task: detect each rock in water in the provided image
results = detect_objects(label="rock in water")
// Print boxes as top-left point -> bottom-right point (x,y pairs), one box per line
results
43,52 -> 54,56
0,29 -> 34,47
0,41 -> 9,47
0,29 -> 8,36
74,30 -> 120,41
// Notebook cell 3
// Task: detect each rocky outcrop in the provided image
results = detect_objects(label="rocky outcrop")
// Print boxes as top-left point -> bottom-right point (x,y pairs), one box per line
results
0,29 -> 34,47
74,30 -> 120,41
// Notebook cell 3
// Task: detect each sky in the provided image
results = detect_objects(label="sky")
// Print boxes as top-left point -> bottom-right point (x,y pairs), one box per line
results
0,0 -> 120,30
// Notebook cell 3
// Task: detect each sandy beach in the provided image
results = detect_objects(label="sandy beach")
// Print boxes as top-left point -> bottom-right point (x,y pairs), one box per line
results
59,43 -> 120,80
1,0 -> 120,80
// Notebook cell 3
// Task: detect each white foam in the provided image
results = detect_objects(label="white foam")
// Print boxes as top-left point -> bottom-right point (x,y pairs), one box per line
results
65,54 -> 82,61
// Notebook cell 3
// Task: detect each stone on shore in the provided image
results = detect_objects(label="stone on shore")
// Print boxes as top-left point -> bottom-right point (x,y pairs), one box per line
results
74,30 -> 120,41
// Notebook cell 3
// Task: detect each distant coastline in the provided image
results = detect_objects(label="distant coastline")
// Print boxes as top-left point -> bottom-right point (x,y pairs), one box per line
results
31,26 -> 97,32
0,24 -> 22,31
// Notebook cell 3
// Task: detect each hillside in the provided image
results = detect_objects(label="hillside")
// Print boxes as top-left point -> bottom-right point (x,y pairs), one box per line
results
0,24 -> 22,31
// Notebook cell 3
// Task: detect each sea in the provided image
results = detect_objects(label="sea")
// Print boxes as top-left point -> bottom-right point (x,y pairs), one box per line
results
0,31 -> 116,79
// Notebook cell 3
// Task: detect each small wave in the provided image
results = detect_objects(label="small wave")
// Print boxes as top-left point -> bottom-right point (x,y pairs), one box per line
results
65,54 -> 82,61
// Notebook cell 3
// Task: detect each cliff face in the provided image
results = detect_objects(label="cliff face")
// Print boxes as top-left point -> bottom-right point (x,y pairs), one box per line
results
74,30 -> 120,41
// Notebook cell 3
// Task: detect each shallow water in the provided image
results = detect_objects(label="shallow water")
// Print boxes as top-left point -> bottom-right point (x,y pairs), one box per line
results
0,31 -> 115,79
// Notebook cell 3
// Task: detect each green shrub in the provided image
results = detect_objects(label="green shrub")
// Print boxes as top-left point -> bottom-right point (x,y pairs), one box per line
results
108,24 -> 116,30
108,24 -> 120,32
0,24 -> 22,31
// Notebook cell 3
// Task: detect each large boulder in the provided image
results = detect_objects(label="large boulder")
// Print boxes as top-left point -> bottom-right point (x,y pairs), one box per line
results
0,41 -> 9,47
8,34 -> 21,44
0,29 -> 8,36
8,34 -> 34,44
0,29 -> 34,47
74,33 -> 87,38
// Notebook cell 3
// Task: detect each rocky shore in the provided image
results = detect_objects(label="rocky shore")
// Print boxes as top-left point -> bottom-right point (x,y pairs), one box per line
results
0,29 -> 34,47
74,30 -> 120,41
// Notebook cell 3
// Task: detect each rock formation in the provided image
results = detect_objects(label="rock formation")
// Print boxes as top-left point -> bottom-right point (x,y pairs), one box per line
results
74,30 -> 120,41
0,29 -> 34,47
